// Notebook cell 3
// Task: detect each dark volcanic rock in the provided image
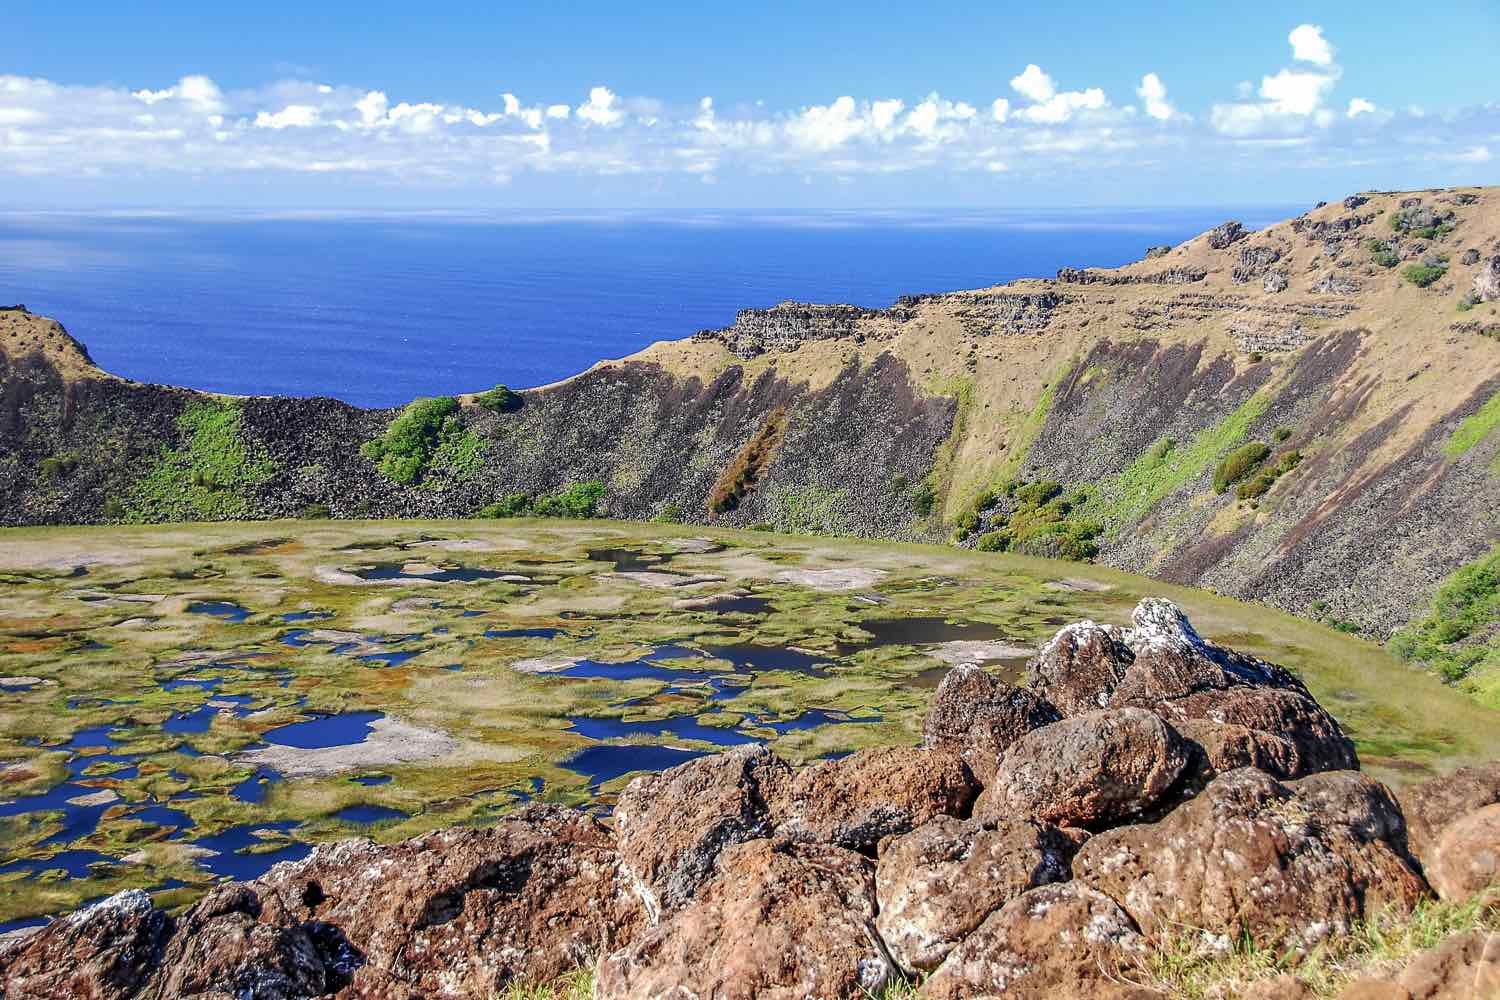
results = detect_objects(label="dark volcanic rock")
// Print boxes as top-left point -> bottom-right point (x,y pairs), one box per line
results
694,302 -> 890,359
1208,220 -> 1248,249
1026,621 -> 1134,715
0,890 -> 170,1000
1073,767 -> 1428,948
874,816 -> 1071,973
920,664 -> 1061,783
613,744 -> 792,920
973,707 -> 1189,828
772,746 -> 977,853
920,882 -> 1150,1000
1476,256 -> 1500,302
1232,244 -> 1283,284
595,839 -> 891,1000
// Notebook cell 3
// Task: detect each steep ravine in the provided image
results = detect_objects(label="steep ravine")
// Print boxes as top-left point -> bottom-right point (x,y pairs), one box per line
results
3,187 -> 1499,683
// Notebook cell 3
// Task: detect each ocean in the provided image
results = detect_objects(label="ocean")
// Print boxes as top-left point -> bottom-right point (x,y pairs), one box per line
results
0,206 -> 1296,408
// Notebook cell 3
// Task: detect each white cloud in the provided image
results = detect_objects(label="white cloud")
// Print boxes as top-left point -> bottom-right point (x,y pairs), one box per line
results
355,90 -> 388,126
132,74 -> 225,114
1347,97 -> 1376,118
1289,24 -> 1334,66
786,95 -> 864,150
990,97 -> 1010,123
1259,69 -> 1336,116
870,98 -> 904,133
1136,73 -> 1174,121
1010,64 -> 1055,103
576,86 -> 624,126
254,104 -> 320,129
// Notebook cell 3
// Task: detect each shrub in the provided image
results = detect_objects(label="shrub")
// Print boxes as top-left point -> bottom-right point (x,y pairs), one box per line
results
532,481 -> 606,519
1457,292 -> 1481,312
1272,427 -> 1293,442
1012,480 -> 1063,507
126,400 -> 276,522
479,493 -> 534,518
37,452 -> 78,481
975,531 -> 1007,552
911,480 -> 938,518
475,385 -> 520,413
653,503 -> 683,523
954,510 -> 979,536
1403,263 -> 1447,288
1372,250 -> 1401,268
1213,441 -> 1271,493
361,397 -> 461,485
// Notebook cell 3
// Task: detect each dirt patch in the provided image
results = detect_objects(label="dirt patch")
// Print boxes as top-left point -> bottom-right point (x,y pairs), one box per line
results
775,567 -> 888,591
236,716 -> 460,777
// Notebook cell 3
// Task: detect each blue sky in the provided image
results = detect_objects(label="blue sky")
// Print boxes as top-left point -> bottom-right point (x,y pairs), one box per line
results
4,1 -> 1497,208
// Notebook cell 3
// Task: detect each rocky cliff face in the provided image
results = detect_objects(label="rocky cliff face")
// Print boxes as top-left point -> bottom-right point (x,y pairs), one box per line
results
3,188 -> 1499,655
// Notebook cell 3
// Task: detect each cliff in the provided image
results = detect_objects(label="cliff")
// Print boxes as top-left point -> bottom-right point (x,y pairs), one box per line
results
3,187 -> 1499,659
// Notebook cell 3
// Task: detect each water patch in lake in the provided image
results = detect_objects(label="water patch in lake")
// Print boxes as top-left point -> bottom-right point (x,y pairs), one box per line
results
192,822 -> 310,880
331,804 -> 407,825
486,627 -> 569,640
854,616 -> 1005,646
280,610 -> 333,623
569,714 -> 755,747
586,547 -> 670,573
352,563 -> 512,583
262,711 -> 384,750
0,849 -> 117,880
351,773 -> 391,786
563,744 -> 709,788
186,601 -> 252,623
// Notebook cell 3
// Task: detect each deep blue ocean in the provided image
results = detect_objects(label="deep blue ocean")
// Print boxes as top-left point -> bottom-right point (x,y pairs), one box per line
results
0,207 -> 1293,408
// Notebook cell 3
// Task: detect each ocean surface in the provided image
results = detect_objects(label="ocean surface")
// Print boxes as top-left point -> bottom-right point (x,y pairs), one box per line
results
0,206 -> 1296,408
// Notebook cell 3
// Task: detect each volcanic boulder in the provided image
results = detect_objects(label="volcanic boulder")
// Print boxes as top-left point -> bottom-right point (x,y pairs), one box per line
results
1026,621 -> 1134,716
594,839 -> 892,1000
772,746 -> 978,853
973,707 -> 1189,828
1400,761 -> 1500,870
1073,767 -> 1428,947
920,663 -> 1061,783
0,890 -> 170,1000
874,815 -> 1072,973
613,744 -> 793,921
1422,804 -> 1500,902
919,882 -> 1151,1000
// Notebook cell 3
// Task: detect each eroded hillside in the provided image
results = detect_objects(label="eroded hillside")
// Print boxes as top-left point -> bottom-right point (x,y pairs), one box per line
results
3,187 -> 1499,696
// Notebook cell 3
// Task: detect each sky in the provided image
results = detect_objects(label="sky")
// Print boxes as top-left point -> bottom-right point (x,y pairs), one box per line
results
3,1 -> 1498,209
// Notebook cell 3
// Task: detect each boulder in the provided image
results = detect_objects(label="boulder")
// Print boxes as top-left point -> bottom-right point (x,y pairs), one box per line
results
144,884 -> 339,999
874,816 -> 1072,973
1263,270 -> 1289,293
1422,804 -> 1500,902
1208,220 -> 1248,249
1339,929 -> 1500,999
1110,599 -> 1358,780
0,890 -> 170,1000
920,882 -> 1149,999
773,746 -> 977,853
1073,768 -> 1428,948
1026,621 -> 1134,716
1343,195 -> 1370,210
1461,248 -> 1480,266
973,707 -> 1189,829
921,664 -> 1060,783
245,805 -> 640,997
595,839 -> 891,1000
1472,256 -> 1500,301
1398,762 -> 1500,868
613,743 -> 792,920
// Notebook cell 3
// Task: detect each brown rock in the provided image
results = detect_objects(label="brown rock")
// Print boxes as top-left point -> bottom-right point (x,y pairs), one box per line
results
595,839 -> 892,1000
773,746 -> 978,853
1338,930 -> 1500,999
921,664 -> 1060,783
1398,762 -> 1500,869
252,804 -> 640,997
1242,974 -> 1315,999
613,743 -> 792,920
0,890 -> 170,1000
144,884 -> 335,999
874,815 -> 1072,973
920,881 -> 1148,999
1026,621 -> 1134,716
1423,804 -> 1500,902
974,707 -> 1189,829
1475,256 -> 1500,302
1074,768 -> 1428,948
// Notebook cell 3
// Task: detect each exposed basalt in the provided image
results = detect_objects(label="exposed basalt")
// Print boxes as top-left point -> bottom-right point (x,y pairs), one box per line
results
1056,264 -> 1206,285
693,302 -> 892,359
893,290 -> 1067,336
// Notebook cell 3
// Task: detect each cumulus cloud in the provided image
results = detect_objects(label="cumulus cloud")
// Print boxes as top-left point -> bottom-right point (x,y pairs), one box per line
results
1010,65 -> 1056,103
576,86 -> 623,126
254,104 -> 320,129
1008,64 -> 1107,124
1347,97 -> 1376,118
1289,24 -> 1334,66
1136,73 -> 1174,121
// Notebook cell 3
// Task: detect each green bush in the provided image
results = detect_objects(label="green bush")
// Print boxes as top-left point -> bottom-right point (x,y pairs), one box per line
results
653,503 -> 683,523
1235,449 -> 1302,500
37,452 -> 79,482
479,493 -> 534,518
475,385 -> 520,413
1273,427 -> 1293,442
954,510 -> 979,535
1403,263 -> 1447,288
911,480 -> 937,518
975,531 -> 1007,552
1012,480 -> 1063,508
1390,545 -> 1500,685
532,481 -> 606,519
361,397 -> 461,485
1372,250 -> 1401,269
126,400 -> 276,522
1213,441 -> 1271,493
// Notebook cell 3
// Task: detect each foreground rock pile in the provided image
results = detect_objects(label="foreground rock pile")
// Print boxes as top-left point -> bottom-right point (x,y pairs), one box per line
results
4,599 -> 1499,999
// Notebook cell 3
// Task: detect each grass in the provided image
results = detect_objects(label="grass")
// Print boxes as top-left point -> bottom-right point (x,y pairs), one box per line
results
1213,441 -> 1271,494
1390,544 -> 1500,697
1402,263 -> 1448,288
1443,387 -> 1500,471
125,399 -> 276,522
1136,897 -> 1500,998
1235,450 -> 1303,501
489,967 -> 923,999
1081,390 -> 1271,531
361,396 -> 462,485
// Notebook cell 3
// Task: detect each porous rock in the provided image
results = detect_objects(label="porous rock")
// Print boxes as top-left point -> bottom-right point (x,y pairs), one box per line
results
613,743 -> 793,920
920,881 -> 1150,1000
1422,803 -> 1500,902
874,815 -> 1072,973
0,890 -> 170,1000
1073,767 -> 1428,948
1397,761 -> 1500,869
1338,929 -> 1500,999
1474,256 -> 1500,301
920,663 -> 1061,783
594,839 -> 891,1000
1026,621 -> 1134,716
974,707 -> 1189,828
773,746 -> 978,853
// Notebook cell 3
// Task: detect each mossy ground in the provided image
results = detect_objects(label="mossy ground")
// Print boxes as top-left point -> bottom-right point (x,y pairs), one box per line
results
1,518 -> 1498,928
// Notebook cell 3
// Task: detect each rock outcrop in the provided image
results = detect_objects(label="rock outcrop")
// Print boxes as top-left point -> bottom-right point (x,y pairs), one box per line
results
10,599 -> 1500,1000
